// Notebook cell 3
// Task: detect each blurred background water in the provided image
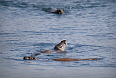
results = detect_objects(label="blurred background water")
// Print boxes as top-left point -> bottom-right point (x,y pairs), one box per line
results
0,0 -> 116,78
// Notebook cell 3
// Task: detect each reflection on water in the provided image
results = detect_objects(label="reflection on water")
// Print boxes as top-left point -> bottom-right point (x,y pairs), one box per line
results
0,0 -> 116,78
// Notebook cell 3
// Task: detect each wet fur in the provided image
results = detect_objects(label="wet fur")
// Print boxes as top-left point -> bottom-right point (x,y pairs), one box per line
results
23,56 -> 38,60
52,58 -> 101,61
49,8 -> 66,14
23,40 -> 67,60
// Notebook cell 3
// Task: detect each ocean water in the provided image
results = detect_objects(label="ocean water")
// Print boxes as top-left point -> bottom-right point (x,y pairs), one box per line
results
0,0 -> 116,78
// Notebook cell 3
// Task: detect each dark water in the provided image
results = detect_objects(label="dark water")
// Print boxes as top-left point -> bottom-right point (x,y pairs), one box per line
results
0,0 -> 116,78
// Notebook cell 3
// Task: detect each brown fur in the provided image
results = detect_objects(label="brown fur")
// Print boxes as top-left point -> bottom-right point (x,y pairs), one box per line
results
54,40 -> 67,51
52,58 -> 101,61
23,56 -> 38,60
23,57 -> 101,61
23,40 -> 67,60
41,40 -> 67,53
42,50 -> 55,53
51,9 -> 65,14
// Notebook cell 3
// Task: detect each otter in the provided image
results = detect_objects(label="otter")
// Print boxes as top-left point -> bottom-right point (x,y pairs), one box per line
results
49,8 -> 66,14
23,40 -> 67,60
42,40 -> 67,53
23,56 -> 38,60
23,40 -> 101,61
52,58 -> 101,61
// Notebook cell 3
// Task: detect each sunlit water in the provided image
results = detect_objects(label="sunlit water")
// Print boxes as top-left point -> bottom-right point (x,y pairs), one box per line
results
0,0 -> 116,78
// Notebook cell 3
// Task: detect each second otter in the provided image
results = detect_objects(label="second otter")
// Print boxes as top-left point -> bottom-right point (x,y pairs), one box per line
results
49,8 -> 66,14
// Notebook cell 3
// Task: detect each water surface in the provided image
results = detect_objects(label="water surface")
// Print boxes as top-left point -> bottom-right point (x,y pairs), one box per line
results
0,0 -> 116,78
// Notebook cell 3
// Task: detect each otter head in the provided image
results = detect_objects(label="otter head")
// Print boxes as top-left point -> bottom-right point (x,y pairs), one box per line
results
56,9 -> 64,14
54,40 -> 67,51
23,56 -> 38,60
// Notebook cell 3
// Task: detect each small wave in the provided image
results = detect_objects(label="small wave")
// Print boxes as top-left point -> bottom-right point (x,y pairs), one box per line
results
0,0 -> 29,8
74,44 -> 102,48
0,32 -> 15,35
33,43 -> 55,47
